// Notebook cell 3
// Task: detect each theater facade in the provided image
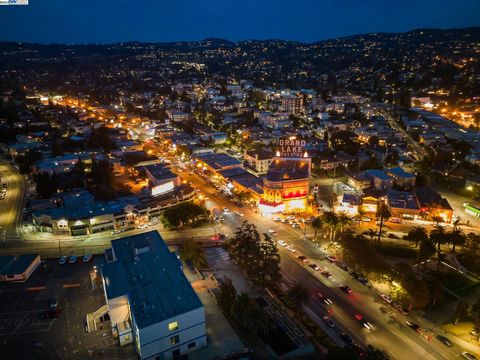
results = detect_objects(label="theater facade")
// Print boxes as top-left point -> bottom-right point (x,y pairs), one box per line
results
259,138 -> 311,214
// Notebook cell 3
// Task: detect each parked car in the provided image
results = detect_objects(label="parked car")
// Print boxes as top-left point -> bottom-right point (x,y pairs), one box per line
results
339,284 -> 352,294
336,262 -> 349,271
48,297 -> 59,309
349,271 -> 360,279
341,332 -> 355,346
436,335 -> 452,347
278,240 -> 287,247
380,294 -> 393,304
393,301 -> 409,315
322,316 -> 336,328
235,211 -> 244,217
461,352 -> 477,360
273,217 -> 282,222
68,256 -> 78,264
389,217 -> 402,223
44,307 -> 63,319
321,270 -> 333,279
357,277 -> 369,285
326,255 -> 337,263
58,256 -> 68,265
83,254 -> 93,263
362,217 -> 371,222
405,321 -> 422,334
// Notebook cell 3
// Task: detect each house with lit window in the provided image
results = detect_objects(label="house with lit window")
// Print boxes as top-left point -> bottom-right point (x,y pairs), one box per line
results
244,149 -> 274,174
101,231 -> 207,360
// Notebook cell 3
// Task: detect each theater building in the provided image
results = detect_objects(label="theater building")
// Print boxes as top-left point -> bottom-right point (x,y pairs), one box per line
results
259,138 -> 311,214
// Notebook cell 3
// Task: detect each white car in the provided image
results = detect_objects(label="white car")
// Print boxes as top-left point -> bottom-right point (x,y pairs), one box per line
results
286,245 -> 296,252
273,217 -> 282,222
277,240 -> 287,247
68,256 -> 78,264
235,211 -> 244,217
83,254 -> 93,263
223,207 -> 229,213
268,229 -> 276,234
380,294 -> 393,304
58,256 -> 68,265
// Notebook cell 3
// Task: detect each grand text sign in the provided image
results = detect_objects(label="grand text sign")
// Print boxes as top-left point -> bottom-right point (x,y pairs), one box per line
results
277,138 -> 307,158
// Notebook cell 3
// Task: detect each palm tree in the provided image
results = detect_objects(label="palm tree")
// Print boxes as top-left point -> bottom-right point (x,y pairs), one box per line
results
311,216 -> 323,241
376,205 -> 391,244
322,211 -> 339,241
430,225 -> 447,251
337,212 -> 354,234
407,227 -> 428,248
418,238 -> 436,264
448,225 -> 465,253
363,229 -> 377,244
231,292 -> 252,322
179,238 -> 208,270
287,281 -> 310,309
242,303 -> 271,337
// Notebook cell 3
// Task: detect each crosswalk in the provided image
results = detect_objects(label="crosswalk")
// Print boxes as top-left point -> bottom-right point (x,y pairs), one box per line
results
216,247 -> 230,261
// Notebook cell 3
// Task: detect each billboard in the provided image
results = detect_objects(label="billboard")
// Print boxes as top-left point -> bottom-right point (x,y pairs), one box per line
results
276,138 -> 308,158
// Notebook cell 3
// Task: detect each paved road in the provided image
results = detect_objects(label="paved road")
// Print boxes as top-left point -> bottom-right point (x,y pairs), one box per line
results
174,164 -> 479,359
382,111 -> 427,161
0,161 -> 26,241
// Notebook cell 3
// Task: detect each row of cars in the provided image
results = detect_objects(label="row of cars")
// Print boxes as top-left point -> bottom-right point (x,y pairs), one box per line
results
58,254 -> 93,265
0,182 -> 6,200
273,215 -> 314,229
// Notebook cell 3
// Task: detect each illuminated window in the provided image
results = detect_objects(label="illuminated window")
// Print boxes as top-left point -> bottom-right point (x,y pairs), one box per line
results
168,321 -> 178,331
170,335 -> 179,345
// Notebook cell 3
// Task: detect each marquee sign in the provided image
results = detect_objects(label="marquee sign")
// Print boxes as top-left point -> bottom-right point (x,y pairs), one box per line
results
276,138 -> 308,158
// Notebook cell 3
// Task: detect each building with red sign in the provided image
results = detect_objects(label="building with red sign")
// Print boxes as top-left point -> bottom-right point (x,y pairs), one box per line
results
259,155 -> 311,214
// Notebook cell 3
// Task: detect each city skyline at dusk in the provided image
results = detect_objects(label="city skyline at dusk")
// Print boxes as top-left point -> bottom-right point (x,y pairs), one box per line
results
0,0 -> 479,44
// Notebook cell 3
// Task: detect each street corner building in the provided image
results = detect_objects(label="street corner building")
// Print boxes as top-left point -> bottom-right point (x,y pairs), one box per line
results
260,139 -> 312,214
101,231 -> 207,359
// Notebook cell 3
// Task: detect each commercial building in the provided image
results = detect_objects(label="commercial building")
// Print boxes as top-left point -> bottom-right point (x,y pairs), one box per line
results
260,155 -> 311,214
386,167 -> 416,189
386,190 -> 420,220
244,149 -> 274,174
193,153 -> 243,176
0,254 -> 41,282
364,169 -> 394,191
166,110 -> 191,123
281,94 -> 303,114
143,164 -> 181,197
415,187 -> 453,223
101,231 -> 206,359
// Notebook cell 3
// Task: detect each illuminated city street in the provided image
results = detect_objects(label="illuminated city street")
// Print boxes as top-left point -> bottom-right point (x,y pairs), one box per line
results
1,2 -> 480,360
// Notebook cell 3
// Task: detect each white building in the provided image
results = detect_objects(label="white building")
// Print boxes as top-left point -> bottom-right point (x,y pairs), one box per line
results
101,231 -> 207,359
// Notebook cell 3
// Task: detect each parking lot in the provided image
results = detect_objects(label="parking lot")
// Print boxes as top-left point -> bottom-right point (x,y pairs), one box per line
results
0,257 -> 135,359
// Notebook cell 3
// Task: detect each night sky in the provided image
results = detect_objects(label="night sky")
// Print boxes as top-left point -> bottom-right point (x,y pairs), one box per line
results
1,0 -> 479,44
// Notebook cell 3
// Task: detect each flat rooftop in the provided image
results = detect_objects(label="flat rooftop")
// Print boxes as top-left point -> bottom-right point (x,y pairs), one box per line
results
196,153 -> 242,170
143,163 -> 178,181
101,231 -> 203,329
